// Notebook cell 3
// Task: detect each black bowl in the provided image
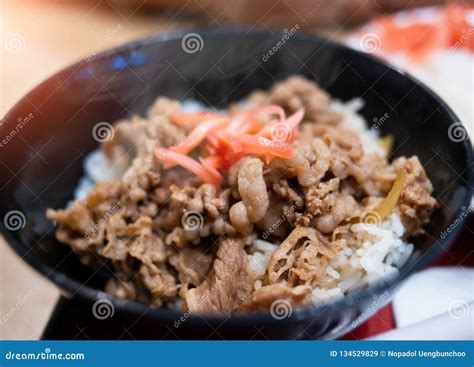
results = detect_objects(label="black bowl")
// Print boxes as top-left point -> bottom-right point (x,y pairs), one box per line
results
1,29 -> 472,340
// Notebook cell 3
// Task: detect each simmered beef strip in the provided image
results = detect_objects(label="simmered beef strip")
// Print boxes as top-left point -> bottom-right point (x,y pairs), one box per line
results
185,237 -> 252,313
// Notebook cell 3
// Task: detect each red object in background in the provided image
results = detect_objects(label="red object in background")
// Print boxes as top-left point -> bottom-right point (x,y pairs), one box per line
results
342,304 -> 395,340
341,216 -> 474,339
372,5 -> 474,62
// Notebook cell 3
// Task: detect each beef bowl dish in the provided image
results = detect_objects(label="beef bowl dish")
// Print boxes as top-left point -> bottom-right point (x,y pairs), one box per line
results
47,76 -> 435,313
0,29 -> 472,339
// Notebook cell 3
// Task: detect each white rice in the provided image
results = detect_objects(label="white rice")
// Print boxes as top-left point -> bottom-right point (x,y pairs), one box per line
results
72,176 -> 95,202
247,213 -> 414,305
309,213 -> 413,304
330,98 -> 388,157
72,150 -> 118,203
247,239 -> 278,280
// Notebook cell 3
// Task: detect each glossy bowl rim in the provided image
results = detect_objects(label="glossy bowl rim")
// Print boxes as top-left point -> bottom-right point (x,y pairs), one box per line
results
1,27 -> 473,327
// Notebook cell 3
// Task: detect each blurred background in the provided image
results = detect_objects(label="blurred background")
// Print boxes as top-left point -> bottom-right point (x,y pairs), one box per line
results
0,0 -> 472,339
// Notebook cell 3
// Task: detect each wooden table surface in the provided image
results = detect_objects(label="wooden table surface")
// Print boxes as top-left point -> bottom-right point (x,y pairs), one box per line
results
0,1 -> 347,340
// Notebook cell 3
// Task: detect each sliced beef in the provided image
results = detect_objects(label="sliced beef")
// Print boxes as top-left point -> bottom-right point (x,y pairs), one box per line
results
267,227 -> 334,284
139,263 -> 178,306
348,153 -> 391,197
314,194 -> 359,234
392,156 -> 437,235
46,181 -> 122,259
246,75 -> 342,125
237,283 -> 312,313
184,238 -> 252,313
169,245 -> 214,294
162,183 -> 235,243
270,138 -> 331,187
